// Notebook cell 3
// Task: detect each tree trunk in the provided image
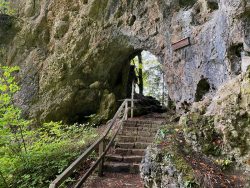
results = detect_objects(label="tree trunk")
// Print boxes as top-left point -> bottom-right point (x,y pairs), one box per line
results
138,53 -> 143,95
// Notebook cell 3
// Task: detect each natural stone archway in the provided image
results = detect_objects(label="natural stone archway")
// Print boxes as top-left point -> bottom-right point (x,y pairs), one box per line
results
131,50 -> 167,105
0,0 -> 248,123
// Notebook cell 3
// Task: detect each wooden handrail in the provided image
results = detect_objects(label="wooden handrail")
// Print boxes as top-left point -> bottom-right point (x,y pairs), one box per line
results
49,99 -> 133,188
74,119 -> 124,188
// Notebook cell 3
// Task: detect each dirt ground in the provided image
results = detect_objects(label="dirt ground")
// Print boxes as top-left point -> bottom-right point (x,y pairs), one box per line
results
83,172 -> 144,188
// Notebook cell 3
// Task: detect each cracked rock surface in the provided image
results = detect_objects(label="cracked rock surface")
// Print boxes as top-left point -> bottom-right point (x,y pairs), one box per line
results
0,0 -> 249,122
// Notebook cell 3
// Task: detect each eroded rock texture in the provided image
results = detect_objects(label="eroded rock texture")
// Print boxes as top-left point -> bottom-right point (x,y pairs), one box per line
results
0,0 -> 249,122
141,68 -> 250,187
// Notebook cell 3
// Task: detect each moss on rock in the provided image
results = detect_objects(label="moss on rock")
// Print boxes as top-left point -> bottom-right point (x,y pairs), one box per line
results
98,90 -> 116,121
142,125 -> 199,187
182,113 -> 223,157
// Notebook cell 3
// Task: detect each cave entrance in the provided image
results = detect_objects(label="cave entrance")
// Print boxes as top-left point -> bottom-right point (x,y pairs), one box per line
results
129,51 -> 168,106
195,78 -> 210,102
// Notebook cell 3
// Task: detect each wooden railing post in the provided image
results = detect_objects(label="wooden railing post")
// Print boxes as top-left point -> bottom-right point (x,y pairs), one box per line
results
98,140 -> 104,176
125,100 -> 128,120
49,100 -> 131,188
131,81 -> 134,118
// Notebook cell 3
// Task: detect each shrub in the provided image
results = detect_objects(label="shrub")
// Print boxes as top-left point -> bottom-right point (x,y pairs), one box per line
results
0,0 -> 15,15
0,65 -> 97,187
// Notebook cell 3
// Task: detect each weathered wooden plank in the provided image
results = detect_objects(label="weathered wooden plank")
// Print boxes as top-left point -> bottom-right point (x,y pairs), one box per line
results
172,37 -> 190,51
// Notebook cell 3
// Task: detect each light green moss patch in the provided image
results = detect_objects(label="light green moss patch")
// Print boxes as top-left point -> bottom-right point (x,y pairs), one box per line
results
89,0 -> 109,21
156,125 -> 198,187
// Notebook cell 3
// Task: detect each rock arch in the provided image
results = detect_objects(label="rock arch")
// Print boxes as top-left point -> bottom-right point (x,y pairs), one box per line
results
0,0 -> 247,122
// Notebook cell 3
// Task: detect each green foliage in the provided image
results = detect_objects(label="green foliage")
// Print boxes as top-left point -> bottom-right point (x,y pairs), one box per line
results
142,58 -> 168,105
131,52 -> 167,104
184,180 -> 198,188
0,65 -> 97,188
0,0 -> 15,15
87,114 -> 105,127
0,65 -> 30,155
159,127 -> 175,138
215,159 -> 233,170
15,124 -> 96,188
0,123 -> 97,188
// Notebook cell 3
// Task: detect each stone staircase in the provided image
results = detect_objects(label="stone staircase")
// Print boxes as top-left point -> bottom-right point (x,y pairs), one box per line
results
104,120 -> 162,173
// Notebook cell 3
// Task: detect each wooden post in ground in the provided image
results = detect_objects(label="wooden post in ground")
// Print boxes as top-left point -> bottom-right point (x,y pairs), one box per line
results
131,81 -> 134,118
125,101 -> 128,120
98,140 -> 104,176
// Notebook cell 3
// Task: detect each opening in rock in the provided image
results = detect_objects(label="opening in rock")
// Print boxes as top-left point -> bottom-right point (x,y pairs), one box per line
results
191,5 -> 202,26
179,0 -> 196,8
207,0 -> 219,11
195,78 -> 210,102
128,51 -> 168,115
128,15 -> 136,26
181,101 -> 191,113
228,43 -> 243,75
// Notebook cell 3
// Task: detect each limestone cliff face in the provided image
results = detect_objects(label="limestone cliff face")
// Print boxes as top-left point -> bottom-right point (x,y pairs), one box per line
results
0,0 -> 249,122
140,70 -> 250,188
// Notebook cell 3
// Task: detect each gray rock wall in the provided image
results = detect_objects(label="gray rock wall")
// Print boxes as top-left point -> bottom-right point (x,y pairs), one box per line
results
0,0 -> 249,122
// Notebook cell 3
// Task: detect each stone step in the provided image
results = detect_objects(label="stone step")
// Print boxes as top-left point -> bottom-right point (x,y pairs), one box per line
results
104,162 -> 140,173
103,120 -> 162,174
118,130 -> 156,137
123,122 -> 161,129
124,155 -> 143,163
134,142 -> 150,149
105,154 -> 143,163
114,148 -> 145,156
136,122 -> 163,127
115,142 -> 149,149
106,154 -> 123,162
121,126 -> 159,133
123,120 -> 137,126
123,120 -> 164,126
116,136 -> 155,143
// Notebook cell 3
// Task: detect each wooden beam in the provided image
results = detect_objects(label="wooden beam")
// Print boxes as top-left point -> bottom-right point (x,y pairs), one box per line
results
172,37 -> 190,51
